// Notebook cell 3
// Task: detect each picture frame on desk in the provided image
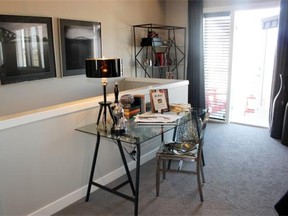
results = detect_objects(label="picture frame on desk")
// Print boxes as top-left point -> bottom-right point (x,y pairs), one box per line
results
149,89 -> 170,113
59,19 -> 102,76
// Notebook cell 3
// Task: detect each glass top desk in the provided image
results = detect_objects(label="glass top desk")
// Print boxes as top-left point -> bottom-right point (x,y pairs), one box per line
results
76,108 -> 205,216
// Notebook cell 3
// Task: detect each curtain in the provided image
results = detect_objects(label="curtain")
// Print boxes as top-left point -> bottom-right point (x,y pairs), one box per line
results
270,0 -> 288,138
187,0 -> 206,108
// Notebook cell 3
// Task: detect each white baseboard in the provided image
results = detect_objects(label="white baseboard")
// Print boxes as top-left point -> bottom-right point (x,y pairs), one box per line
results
28,147 -> 158,216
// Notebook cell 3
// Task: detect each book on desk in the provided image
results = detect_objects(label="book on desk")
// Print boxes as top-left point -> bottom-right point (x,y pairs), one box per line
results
123,94 -> 146,119
124,106 -> 141,119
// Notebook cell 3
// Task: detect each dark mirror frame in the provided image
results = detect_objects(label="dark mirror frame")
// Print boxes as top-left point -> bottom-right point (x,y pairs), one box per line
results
59,19 -> 102,77
0,15 -> 56,85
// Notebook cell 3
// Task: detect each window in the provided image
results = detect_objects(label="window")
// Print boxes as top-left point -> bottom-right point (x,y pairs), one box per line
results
203,12 -> 231,120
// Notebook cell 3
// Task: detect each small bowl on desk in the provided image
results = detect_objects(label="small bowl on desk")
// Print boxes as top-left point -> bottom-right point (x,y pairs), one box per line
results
120,94 -> 134,109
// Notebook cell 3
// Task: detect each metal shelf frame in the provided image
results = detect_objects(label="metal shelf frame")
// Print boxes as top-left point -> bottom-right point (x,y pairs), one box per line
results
133,23 -> 186,79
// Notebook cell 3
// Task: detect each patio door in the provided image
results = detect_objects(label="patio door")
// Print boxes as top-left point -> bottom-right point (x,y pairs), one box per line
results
203,8 -> 279,126
230,8 -> 279,127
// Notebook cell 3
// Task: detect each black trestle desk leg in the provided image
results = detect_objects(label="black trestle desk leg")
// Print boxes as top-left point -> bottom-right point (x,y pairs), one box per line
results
134,144 -> 141,216
86,133 -> 101,202
116,140 -> 135,195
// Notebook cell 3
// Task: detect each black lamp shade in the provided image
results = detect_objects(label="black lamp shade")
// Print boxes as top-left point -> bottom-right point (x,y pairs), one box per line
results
85,58 -> 123,78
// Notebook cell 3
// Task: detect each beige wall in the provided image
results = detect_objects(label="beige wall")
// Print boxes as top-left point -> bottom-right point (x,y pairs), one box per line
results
165,0 -> 188,27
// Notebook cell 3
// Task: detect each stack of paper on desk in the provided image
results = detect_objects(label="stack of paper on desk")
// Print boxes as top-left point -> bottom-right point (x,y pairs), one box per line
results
134,113 -> 181,124
169,103 -> 191,113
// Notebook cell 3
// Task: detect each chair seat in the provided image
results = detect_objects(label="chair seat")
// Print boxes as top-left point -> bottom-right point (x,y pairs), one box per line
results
159,141 -> 199,158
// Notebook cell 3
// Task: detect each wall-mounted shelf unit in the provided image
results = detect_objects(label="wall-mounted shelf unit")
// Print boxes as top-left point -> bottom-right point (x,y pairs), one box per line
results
133,23 -> 186,79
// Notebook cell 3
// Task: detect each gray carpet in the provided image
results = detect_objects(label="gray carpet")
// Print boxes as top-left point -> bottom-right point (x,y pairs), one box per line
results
54,122 -> 288,216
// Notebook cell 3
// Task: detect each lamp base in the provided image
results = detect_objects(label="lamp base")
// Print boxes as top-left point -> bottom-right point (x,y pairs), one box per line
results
97,101 -> 115,125
111,127 -> 126,135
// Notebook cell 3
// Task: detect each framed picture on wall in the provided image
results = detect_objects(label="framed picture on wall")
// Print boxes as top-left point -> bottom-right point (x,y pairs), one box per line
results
59,19 -> 102,76
0,15 -> 56,85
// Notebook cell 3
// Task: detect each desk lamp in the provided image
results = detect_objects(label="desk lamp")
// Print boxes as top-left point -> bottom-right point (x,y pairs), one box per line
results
86,58 -> 123,125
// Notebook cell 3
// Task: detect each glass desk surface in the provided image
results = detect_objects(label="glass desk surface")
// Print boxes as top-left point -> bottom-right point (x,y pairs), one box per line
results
76,108 -> 205,145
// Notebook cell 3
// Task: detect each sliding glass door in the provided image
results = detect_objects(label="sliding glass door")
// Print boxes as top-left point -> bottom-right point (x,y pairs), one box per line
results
230,8 -> 279,127
203,7 -> 279,126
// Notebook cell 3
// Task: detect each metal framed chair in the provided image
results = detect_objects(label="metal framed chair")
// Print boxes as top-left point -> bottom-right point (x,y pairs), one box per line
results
156,109 -> 210,202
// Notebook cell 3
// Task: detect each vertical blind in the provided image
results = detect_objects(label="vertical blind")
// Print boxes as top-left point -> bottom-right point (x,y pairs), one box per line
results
203,12 -> 231,120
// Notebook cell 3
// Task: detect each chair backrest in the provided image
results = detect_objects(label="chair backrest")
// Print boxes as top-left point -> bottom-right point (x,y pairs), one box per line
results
198,110 -> 210,145
175,109 -> 210,144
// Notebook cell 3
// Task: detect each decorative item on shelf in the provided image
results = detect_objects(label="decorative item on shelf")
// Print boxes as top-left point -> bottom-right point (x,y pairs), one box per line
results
85,57 -> 123,125
167,57 -> 173,66
143,58 -> 152,68
166,71 -> 176,79
155,52 -> 166,66
120,94 -> 135,109
141,37 -> 162,46
270,74 -> 288,139
148,31 -> 158,38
